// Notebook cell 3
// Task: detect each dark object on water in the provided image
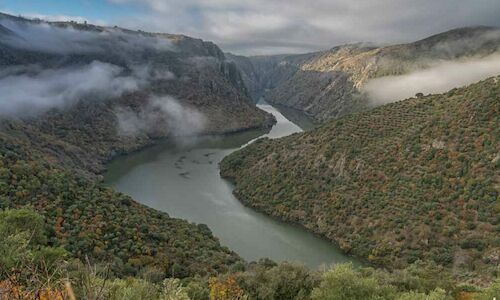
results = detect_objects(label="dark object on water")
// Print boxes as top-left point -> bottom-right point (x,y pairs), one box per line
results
179,171 -> 191,179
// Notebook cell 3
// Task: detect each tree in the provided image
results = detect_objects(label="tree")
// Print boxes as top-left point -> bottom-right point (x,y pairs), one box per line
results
397,288 -> 448,300
209,276 -> 247,300
0,207 -> 46,245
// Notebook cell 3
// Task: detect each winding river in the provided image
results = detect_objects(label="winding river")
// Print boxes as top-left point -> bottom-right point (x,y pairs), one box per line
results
104,103 -> 358,268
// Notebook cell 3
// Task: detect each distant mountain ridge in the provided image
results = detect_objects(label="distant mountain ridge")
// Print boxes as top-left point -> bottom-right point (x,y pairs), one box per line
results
231,26 -> 500,122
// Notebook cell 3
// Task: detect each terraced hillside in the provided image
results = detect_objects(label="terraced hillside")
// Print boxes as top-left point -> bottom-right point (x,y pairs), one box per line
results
221,77 -> 500,282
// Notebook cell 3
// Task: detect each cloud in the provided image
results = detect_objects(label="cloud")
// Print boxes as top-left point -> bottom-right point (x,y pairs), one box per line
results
115,96 -> 206,137
17,12 -> 105,26
107,0 -> 500,55
0,17 -> 173,54
130,64 -> 176,81
0,61 -> 146,118
363,54 -> 500,105
0,16 -> 180,119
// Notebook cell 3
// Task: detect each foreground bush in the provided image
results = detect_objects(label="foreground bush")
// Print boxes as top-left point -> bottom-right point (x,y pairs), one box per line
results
311,264 -> 397,299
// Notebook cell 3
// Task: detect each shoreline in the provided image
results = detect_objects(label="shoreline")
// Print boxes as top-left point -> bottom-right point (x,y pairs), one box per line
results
221,174 -> 371,269
98,115 -> 276,176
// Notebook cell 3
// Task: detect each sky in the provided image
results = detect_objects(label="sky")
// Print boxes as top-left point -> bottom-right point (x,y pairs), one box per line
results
1,0 -> 500,55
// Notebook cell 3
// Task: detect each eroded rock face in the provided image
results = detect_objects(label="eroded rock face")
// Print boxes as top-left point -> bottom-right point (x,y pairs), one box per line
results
232,27 -> 500,122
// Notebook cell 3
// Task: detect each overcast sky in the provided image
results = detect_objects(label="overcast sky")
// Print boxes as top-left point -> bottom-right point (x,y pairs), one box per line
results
2,0 -> 500,55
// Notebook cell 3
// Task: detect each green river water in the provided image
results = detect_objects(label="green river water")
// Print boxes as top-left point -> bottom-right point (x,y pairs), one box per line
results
104,103 -> 359,269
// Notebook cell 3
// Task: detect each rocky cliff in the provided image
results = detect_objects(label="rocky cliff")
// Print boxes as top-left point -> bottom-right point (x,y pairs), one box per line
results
233,27 -> 500,122
0,13 -> 274,175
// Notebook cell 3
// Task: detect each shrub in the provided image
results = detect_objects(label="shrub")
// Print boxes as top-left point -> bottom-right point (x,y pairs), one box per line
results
398,288 -> 449,300
311,264 -> 396,300
461,238 -> 486,251
473,279 -> 500,300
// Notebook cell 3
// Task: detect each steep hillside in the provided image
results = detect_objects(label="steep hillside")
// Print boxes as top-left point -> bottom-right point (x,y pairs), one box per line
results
234,27 -> 500,122
226,53 -> 315,101
0,132 -> 242,278
0,13 -> 274,279
0,13 -> 274,175
221,77 -> 500,283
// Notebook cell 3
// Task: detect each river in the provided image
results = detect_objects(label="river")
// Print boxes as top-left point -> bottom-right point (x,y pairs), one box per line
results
104,103 -> 358,269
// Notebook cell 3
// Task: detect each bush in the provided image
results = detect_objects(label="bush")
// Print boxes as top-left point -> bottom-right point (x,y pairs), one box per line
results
0,207 -> 46,245
0,208 -> 68,298
473,279 -> 500,300
398,288 -> 449,300
432,250 -> 454,266
461,238 -> 486,251
311,264 -> 397,300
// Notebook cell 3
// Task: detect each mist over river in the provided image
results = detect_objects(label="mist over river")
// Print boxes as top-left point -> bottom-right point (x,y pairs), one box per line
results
104,102 -> 359,268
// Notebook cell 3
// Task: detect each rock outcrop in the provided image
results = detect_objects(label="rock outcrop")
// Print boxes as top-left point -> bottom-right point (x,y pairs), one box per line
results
232,27 -> 500,122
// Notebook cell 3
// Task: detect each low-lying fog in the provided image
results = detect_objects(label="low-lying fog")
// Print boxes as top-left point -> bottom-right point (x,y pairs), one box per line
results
364,54 -> 500,104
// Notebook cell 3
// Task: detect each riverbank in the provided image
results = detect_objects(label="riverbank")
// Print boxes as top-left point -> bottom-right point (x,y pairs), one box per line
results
104,103 -> 360,268
219,78 -> 500,284
98,115 -> 276,177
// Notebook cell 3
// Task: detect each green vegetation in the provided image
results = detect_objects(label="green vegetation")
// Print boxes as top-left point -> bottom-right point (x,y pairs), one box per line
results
0,73 -> 497,300
2,208 -> 499,299
0,207 -> 193,299
0,13 -> 274,286
221,77 -> 500,283
0,13 -> 498,298
0,130 -> 241,280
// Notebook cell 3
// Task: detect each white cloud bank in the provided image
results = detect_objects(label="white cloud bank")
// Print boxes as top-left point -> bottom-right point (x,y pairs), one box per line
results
17,12 -> 104,26
0,18 -> 172,54
107,0 -> 500,55
115,96 -> 207,136
0,17 -> 178,119
363,54 -> 500,104
0,61 -> 141,118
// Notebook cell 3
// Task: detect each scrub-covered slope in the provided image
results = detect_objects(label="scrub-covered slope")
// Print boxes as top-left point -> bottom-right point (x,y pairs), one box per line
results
221,77 -> 500,282
0,133 -> 241,278
0,13 -> 273,278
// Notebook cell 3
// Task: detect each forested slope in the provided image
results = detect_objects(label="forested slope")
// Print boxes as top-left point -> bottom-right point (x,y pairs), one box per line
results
221,77 -> 500,283
0,12 -> 264,280
0,121 -> 243,280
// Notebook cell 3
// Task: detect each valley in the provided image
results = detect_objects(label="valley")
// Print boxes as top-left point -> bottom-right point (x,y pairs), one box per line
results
230,27 -> 500,122
104,103 -> 357,268
221,77 -> 500,284
0,9 -> 498,300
